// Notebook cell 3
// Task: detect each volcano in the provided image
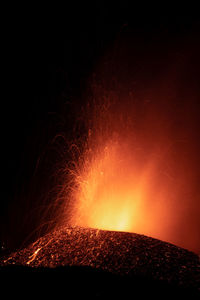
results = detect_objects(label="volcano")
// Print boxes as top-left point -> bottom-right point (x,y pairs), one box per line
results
1,226 -> 199,298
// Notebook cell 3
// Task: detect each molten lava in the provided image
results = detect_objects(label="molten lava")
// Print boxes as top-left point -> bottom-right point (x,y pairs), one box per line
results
74,141 -> 143,232
63,96 -> 176,244
61,82 -> 200,254
70,137 -> 171,239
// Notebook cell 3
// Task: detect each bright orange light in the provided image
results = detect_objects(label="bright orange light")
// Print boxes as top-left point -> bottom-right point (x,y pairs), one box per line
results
61,94 -> 199,254
70,136 -> 171,240
73,141 -> 141,232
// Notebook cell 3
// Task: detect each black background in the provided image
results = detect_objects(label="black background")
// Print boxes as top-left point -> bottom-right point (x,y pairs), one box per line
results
1,4 -> 200,252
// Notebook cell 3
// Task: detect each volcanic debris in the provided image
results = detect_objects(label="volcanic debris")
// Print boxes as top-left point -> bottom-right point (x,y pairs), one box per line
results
0,226 -> 199,297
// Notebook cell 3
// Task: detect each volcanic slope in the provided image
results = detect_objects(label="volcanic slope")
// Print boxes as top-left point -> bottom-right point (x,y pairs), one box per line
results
1,226 -> 199,298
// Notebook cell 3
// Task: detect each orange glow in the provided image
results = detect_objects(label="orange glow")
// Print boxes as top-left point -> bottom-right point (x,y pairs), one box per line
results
71,138 -> 172,239
61,92 -> 200,253
68,108 -> 176,242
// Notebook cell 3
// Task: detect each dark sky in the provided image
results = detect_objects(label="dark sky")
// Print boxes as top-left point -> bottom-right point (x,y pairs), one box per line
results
1,6 -> 200,252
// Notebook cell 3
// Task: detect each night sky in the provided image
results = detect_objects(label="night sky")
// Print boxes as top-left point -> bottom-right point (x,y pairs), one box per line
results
1,6 -> 200,252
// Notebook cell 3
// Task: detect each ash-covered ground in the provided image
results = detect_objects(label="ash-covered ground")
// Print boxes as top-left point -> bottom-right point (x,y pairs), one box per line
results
0,226 -> 199,298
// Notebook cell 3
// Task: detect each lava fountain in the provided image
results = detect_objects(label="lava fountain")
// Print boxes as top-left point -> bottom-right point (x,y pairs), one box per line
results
58,34 -> 200,254
59,87 -> 198,252
71,138 -> 160,234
